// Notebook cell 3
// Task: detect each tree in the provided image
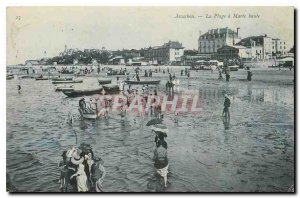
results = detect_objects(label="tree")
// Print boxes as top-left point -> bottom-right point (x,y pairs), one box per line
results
184,49 -> 198,56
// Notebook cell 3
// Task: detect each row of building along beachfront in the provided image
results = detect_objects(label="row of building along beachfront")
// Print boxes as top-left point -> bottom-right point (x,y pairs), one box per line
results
21,27 -> 294,68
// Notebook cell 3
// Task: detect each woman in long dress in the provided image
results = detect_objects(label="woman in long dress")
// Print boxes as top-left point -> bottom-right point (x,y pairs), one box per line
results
71,162 -> 89,192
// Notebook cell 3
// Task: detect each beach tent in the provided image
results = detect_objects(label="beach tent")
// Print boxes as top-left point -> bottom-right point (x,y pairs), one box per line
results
277,57 -> 294,67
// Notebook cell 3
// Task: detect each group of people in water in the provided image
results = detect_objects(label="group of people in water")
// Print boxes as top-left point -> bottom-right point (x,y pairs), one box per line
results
58,143 -> 106,192
58,127 -> 170,192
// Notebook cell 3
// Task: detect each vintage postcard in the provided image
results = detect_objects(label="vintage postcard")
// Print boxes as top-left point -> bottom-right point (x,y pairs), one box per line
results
6,6 -> 294,192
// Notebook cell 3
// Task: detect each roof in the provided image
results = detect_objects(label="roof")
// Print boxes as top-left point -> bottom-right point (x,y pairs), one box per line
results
163,41 -> 184,49
235,35 -> 269,47
277,57 -> 294,62
217,45 -> 240,52
148,41 -> 184,50
199,27 -> 238,39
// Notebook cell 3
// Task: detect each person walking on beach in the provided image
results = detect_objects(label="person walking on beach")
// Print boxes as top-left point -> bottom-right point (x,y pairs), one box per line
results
17,84 -> 21,94
222,94 -> 231,118
218,70 -> 223,80
247,71 -> 252,81
225,71 -> 230,82
97,65 -> 100,75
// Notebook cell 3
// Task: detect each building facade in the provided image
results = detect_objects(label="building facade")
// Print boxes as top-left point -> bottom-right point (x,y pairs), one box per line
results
236,35 -> 273,60
216,45 -> 252,61
198,27 -> 240,54
272,38 -> 287,57
144,41 -> 184,65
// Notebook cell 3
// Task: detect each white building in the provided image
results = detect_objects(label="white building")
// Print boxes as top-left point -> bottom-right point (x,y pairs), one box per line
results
144,41 -> 184,65
236,35 -> 273,60
272,38 -> 288,56
198,27 -> 241,53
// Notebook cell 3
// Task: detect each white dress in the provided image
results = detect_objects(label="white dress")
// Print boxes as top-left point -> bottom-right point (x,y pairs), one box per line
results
76,164 -> 88,192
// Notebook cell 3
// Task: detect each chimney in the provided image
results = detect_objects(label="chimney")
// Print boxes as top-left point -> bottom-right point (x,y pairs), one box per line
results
237,27 -> 240,38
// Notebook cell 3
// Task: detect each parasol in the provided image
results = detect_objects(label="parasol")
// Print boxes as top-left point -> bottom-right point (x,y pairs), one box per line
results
150,124 -> 168,134
146,118 -> 162,126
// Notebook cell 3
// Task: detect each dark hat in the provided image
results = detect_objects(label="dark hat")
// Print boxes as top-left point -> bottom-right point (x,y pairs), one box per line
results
71,156 -> 84,165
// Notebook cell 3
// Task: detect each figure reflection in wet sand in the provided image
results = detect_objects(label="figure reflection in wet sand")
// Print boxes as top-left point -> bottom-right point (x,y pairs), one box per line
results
222,114 -> 230,130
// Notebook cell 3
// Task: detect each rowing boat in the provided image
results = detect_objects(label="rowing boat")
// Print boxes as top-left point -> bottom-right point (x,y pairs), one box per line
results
102,84 -> 120,94
62,87 -> 102,97
52,79 -> 83,84
6,76 -> 14,80
124,80 -> 160,85
19,75 -> 34,79
55,85 -> 75,91
35,77 -> 49,80
52,77 -> 73,81
98,79 -> 112,85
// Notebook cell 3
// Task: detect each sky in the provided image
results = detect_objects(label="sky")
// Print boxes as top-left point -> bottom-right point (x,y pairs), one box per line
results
6,6 -> 294,65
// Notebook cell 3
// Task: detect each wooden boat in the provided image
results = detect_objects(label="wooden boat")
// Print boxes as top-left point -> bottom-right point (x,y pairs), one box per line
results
35,77 -> 49,80
52,79 -> 83,84
98,79 -> 112,85
102,84 -> 120,94
52,77 -> 73,81
19,75 -> 34,79
106,71 -> 129,76
6,75 -> 14,80
124,80 -> 160,85
55,85 -> 74,91
62,87 -> 102,97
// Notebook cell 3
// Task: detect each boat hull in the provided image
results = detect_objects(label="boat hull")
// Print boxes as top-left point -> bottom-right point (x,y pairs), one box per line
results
98,79 -> 112,85
124,80 -> 160,85
35,78 -> 49,80
55,87 -> 74,91
52,80 -> 83,84
62,88 -> 103,97
102,85 -> 120,94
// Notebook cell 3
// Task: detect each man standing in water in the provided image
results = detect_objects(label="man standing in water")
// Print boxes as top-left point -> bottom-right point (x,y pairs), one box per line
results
222,94 -> 231,118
